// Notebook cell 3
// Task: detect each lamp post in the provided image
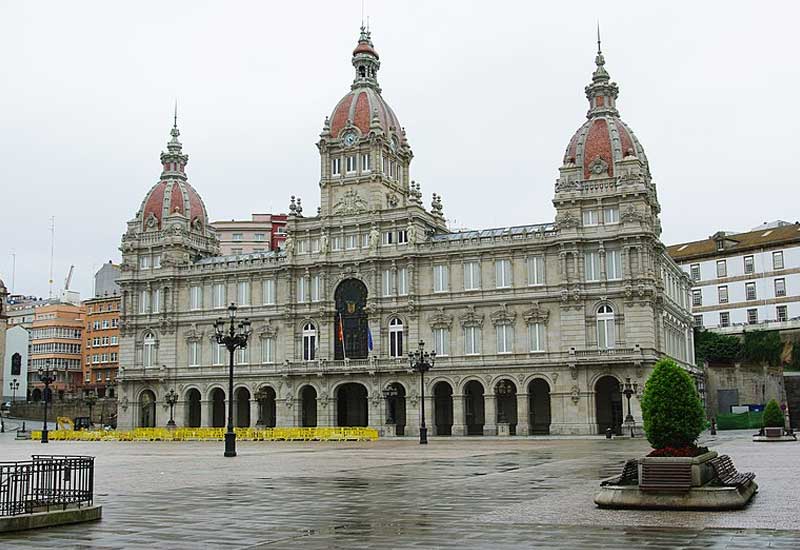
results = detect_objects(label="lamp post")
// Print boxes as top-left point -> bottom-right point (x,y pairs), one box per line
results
83,390 -> 97,426
9,379 -> 19,403
408,340 -> 435,445
165,388 -> 178,428
622,377 -> 638,438
214,303 -> 251,457
38,360 -> 56,444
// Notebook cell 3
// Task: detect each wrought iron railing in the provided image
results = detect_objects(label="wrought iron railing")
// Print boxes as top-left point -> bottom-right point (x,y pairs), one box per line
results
0,455 -> 95,516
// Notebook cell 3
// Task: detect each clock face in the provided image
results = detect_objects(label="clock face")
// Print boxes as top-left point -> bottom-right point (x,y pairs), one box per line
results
343,132 -> 356,146
390,136 -> 399,151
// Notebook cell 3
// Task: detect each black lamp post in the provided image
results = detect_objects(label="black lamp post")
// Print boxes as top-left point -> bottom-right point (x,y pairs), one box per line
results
38,360 -> 56,444
622,377 -> 638,438
408,340 -> 435,445
214,303 -> 251,457
9,379 -> 19,403
83,390 -> 97,425
165,388 -> 178,428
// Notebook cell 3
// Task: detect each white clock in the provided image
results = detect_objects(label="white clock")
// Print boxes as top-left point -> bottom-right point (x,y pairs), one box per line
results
343,132 -> 357,146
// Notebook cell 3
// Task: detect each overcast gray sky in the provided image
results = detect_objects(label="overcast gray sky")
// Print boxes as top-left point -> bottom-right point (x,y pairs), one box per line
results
2,1 -> 799,299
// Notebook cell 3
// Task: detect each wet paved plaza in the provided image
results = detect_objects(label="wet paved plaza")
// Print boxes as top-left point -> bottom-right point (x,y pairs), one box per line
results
1,429 -> 799,548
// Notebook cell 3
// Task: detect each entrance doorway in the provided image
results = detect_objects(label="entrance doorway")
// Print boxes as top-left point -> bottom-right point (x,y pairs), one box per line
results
336,383 -> 368,427
186,388 -> 201,427
385,382 -> 406,436
300,385 -> 317,427
528,379 -> 551,435
464,381 -> 485,435
139,390 -> 156,428
595,376 -> 623,435
257,386 -> 277,427
210,388 -> 226,428
433,382 -> 453,436
234,387 -> 251,428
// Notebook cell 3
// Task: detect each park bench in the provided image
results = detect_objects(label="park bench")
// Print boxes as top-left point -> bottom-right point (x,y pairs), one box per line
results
709,455 -> 755,487
601,459 -> 638,486
639,461 -> 692,492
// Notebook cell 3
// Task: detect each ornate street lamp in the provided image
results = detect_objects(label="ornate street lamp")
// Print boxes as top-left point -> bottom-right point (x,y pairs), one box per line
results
622,377 -> 638,438
165,389 -> 178,428
9,379 -> 19,403
83,390 -> 98,426
38,360 -> 56,444
408,340 -> 435,445
214,303 -> 251,457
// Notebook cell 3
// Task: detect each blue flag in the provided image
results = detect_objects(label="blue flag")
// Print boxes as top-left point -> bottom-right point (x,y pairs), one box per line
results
367,325 -> 373,351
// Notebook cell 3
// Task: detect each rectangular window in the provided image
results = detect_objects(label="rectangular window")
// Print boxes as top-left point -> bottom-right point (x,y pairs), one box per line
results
255,233 -> 266,241
606,250 -> 622,280
747,308 -> 758,324
138,290 -> 150,314
582,210 -> 599,226
232,233 -> 243,241
213,283 -> 225,308
189,341 -> 200,367
397,268 -> 408,296
496,325 -> 513,354
361,153 -> 371,172
345,235 -> 357,250
777,305 -> 788,322
346,155 -> 356,173
213,343 -> 224,366
139,256 -> 150,270
716,260 -> 727,278
311,238 -> 320,253
332,236 -> 343,250
110,336 -> 118,345
237,281 -> 250,306
382,270 -> 393,297
495,259 -> 512,288
464,326 -> 481,355
692,289 -> 702,307
773,251 -> 784,270
397,230 -> 408,244
603,206 -> 619,224
383,231 -> 394,245
464,261 -> 481,291
433,265 -> 449,293
745,282 -> 757,301
236,347 -> 249,365
297,239 -> 308,254
433,328 -> 449,356
261,338 -> 275,364
152,254 -> 161,269
310,275 -> 321,302
332,157 -> 341,176
585,252 -> 601,282
102,319 -> 109,329
527,256 -> 545,286
775,278 -> 786,297
743,255 -> 755,275
718,285 -> 729,304
297,277 -> 307,303
693,315 -> 703,328
719,311 -> 730,327
528,323 -> 545,352
262,279 -> 276,305
361,233 -> 369,248
231,248 -> 243,255
190,286 -> 203,310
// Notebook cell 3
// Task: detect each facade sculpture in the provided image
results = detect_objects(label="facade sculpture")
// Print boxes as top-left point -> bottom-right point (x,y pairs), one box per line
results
116,28 -> 697,436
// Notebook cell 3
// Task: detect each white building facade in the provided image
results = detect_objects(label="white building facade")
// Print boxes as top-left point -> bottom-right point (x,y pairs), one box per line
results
668,222 -> 800,329
115,30 -> 696,436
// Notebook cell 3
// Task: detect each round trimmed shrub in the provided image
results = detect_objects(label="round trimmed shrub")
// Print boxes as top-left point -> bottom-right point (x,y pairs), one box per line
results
763,399 -> 784,428
641,358 -> 706,449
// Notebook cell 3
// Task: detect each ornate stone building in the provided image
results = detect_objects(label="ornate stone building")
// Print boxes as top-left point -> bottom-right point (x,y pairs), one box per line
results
116,29 -> 697,435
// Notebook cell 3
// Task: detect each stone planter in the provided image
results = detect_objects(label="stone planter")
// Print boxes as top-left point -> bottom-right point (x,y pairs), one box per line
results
497,422 -> 511,437
764,427 -> 783,438
638,451 -> 717,490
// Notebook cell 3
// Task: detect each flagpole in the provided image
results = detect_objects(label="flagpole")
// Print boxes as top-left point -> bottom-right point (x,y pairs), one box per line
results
340,312 -> 347,361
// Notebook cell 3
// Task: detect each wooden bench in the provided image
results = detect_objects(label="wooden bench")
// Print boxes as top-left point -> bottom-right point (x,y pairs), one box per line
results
709,455 -> 755,487
601,459 -> 639,486
639,462 -> 692,492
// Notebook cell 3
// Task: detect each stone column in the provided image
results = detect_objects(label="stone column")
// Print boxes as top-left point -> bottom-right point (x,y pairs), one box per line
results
369,395 -> 382,431
317,395 -> 333,427
250,398 -> 260,428
173,400 -> 186,428
200,399 -> 209,427
516,392 -> 530,436
423,394 -> 434,437
406,396 -> 420,436
276,398 -> 293,427
452,394 -> 466,436
483,394 -> 497,436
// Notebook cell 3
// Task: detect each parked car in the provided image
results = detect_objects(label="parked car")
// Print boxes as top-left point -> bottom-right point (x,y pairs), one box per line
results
0,402 -> 11,413
73,417 -> 93,431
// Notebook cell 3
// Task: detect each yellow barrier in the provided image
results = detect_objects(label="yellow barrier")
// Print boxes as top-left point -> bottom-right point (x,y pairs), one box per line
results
29,427 -> 379,442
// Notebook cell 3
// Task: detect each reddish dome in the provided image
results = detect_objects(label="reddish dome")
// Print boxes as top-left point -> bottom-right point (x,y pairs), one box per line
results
563,115 -> 647,179
353,41 -> 379,59
140,179 -> 208,231
329,87 -> 402,139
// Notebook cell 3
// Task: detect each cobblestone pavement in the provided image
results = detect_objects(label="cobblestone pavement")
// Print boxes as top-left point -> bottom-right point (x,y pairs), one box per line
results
0,430 -> 798,549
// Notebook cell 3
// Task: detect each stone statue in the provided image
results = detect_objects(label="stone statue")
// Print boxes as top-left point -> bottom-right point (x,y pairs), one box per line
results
407,223 -> 417,245
369,226 -> 380,250
320,233 -> 329,254
283,234 -> 294,256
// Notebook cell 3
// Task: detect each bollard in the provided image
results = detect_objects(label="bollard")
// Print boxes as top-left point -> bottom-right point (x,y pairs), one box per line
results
710,418 -> 717,435
605,427 -> 613,439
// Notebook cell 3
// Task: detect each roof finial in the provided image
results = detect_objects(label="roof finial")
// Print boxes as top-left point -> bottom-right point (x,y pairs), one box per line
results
597,21 -> 602,55
173,99 -> 178,129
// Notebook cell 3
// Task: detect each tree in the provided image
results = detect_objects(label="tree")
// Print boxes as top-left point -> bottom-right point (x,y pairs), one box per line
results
763,399 -> 784,428
741,330 -> 783,366
694,329 -> 740,364
641,358 -> 706,449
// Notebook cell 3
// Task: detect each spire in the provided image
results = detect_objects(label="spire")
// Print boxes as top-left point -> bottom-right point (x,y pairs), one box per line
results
351,25 -> 381,91
584,26 -> 619,118
161,105 -> 189,179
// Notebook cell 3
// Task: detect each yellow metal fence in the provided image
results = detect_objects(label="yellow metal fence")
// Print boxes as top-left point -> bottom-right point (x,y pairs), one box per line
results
30,427 -> 379,442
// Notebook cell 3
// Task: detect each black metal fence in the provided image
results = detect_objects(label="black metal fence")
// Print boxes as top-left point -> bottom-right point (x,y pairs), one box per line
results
0,455 -> 95,516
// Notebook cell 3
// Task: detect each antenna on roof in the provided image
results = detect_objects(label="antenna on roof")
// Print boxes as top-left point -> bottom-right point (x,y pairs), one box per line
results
48,216 -> 55,299
173,99 -> 178,128
596,20 -> 602,54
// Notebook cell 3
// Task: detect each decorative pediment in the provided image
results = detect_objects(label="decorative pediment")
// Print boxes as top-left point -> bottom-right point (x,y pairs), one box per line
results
490,305 -> 516,326
587,156 -> 609,178
522,302 -> 550,325
258,321 -> 278,338
184,323 -> 204,342
555,211 -> 580,229
333,189 -> 369,216
427,307 -> 453,329
621,206 -> 644,223
459,306 -> 484,328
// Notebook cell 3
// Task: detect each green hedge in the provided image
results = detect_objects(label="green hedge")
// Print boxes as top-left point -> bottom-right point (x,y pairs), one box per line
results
716,411 -> 763,430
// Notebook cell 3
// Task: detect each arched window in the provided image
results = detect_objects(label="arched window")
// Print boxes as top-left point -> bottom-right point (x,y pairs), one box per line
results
389,318 -> 404,358
597,305 -> 615,349
302,323 -> 317,361
143,332 -> 156,367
